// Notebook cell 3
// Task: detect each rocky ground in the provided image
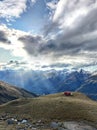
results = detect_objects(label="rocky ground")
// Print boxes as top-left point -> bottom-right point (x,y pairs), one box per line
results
50,121 -> 97,130
0,114 -> 97,130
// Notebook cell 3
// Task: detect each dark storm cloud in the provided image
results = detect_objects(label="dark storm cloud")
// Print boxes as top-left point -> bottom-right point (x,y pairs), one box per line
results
18,35 -> 42,44
82,38 -> 97,51
0,31 -> 10,43
38,39 -> 82,56
18,35 -> 43,56
19,35 -> 79,56
18,31 -> 97,59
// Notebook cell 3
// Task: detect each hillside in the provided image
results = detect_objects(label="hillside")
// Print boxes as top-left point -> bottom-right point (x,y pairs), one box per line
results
76,73 -> 97,100
0,81 -> 37,104
0,92 -> 97,129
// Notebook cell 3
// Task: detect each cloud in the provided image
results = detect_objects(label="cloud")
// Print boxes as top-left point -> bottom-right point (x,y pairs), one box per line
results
39,0 -> 97,64
18,35 -> 42,44
18,35 -> 76,57
1,0 -> 97,69
42,63 -> 70,69
0,0 -> 37,21
0,30 -> 10,43
0,24 -> 28,59
45,0 -> 97,35
18,34 -> 43,56
0,22 -> 97,68
0,60 -> 27,70
31,0 -> 36,3
46,0 -> 58,10
0,0 -> 27,21
18,31 -> 97,66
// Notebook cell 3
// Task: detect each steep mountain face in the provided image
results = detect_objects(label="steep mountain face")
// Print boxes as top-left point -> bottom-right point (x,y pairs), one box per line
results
57,69 -> 90,92
0,81 -> 37,104
76,73 -> 97,100
0,69 -> 90,95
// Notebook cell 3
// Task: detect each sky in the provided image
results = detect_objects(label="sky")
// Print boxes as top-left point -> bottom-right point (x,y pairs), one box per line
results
0,0 -> 97,71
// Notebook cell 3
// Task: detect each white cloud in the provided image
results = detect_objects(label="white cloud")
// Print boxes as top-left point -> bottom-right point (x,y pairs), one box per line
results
0,0 -> 27,21
47,0 -> 97,34
0,0 -> 37,21
53,0 -> 97,24
0,24 -> 28,59
0,24 -> 50,64
31,0 -> 36,3
46,0 -> 57,10
52,0 -> 68,22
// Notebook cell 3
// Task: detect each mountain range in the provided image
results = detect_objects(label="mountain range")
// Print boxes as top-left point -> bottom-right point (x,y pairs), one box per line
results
0,69 -> 90,93
0,68 -> 97,100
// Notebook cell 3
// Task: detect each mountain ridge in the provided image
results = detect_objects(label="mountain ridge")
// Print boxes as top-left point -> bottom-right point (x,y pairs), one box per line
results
1,69 -> 97,100
76,73 -> 97,100
0,81 -> 37,104
0,69 -> 91,95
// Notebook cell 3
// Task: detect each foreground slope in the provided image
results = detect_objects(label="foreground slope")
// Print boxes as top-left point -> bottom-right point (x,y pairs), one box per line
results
0,81 -> 37,104
0,92 -> 97,128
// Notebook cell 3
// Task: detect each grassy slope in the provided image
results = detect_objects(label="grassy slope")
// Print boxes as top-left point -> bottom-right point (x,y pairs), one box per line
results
0,92 -> 97,127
